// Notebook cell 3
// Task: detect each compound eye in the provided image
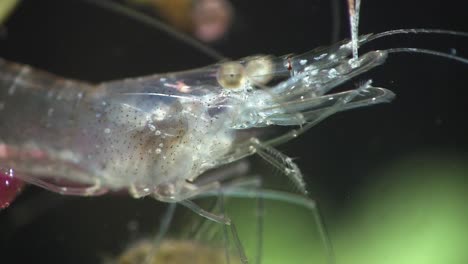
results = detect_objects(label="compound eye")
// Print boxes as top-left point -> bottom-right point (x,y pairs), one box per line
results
245,56 -> 274,85
217,61 -> 245,89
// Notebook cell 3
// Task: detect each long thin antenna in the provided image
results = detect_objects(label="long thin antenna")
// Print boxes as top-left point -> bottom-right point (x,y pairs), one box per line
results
83,0 -> 226,62
347,0 -> 361,61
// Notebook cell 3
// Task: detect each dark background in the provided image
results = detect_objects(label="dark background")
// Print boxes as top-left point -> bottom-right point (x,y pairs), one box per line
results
0,0 -> 467,263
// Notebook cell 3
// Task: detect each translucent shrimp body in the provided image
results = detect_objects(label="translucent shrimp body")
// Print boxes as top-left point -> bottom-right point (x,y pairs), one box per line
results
0,33 -> 393,202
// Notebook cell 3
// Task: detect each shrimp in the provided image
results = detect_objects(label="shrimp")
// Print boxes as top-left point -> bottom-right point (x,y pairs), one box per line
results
0,0 -> 399,194
0,0 -> 467,263
0,34 -> 396,195
0,14 -> 392,264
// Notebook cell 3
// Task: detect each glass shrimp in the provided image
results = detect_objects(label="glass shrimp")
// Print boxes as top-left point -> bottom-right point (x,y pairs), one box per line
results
0,4 -> 393,263
0,29 -> 394,264
0,0 -> 467,263
0,39 -> 393,197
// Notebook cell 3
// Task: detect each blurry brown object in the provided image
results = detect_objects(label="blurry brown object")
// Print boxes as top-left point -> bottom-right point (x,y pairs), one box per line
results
115,239 -> 239,264
128,0 -> 233,42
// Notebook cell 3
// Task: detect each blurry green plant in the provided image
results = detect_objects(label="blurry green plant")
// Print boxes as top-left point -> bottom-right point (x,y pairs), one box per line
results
0,0 -> 19,25
227,154 -> 468,264
334,154 -> 468,264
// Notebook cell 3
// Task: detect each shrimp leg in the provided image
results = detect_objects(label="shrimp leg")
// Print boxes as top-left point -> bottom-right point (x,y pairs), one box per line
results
16,172 -> 105,196
180,199 -> 248,264
144,202 -> 177,264
216,186 -> 335,264
192,176 -> 335,264
177,176 -> 266,264
249,138 -> 307,195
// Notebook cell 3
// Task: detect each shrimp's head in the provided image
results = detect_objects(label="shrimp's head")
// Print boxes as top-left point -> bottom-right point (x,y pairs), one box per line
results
205,37 -> 394,131
107,37 -> 395,196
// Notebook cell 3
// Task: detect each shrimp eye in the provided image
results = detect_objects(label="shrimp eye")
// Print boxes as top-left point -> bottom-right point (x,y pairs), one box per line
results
217,61 -> 245,89
245,56 -> 274,85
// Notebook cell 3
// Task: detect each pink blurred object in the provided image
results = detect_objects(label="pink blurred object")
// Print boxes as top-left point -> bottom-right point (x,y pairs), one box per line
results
192,0 -> 233,42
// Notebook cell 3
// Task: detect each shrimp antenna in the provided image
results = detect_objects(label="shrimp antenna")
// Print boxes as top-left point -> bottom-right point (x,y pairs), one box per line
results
385,48 -> 468,64
82,0 -> 226,62
347,0 -> 361,60
366,28 -> 468,42
362,29 -> 468,64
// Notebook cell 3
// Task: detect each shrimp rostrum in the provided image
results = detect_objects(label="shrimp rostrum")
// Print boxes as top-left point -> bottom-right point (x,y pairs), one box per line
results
0,36 -> 393,202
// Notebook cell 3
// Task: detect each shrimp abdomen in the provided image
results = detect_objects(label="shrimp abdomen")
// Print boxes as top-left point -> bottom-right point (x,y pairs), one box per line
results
0,58 -> 109,192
